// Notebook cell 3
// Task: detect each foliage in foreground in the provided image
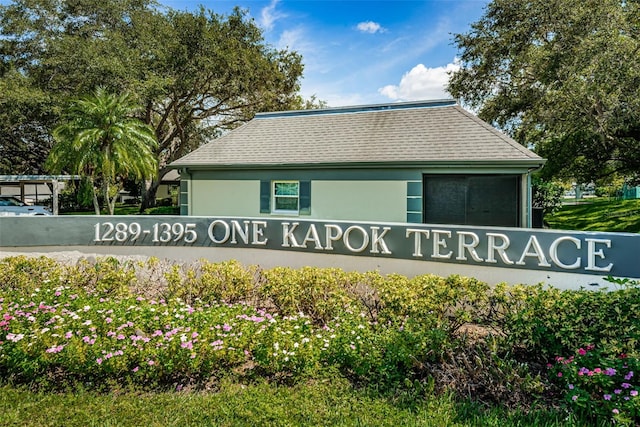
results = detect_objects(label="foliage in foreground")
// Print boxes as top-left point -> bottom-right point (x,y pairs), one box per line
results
0,256 -> 638,425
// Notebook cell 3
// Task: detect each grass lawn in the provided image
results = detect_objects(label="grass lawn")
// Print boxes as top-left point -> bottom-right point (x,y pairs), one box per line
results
0,379 -> 579,427
545,198 -> 640,233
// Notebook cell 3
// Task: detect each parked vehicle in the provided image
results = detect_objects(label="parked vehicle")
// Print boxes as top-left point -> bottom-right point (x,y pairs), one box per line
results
0,196 -> 51,216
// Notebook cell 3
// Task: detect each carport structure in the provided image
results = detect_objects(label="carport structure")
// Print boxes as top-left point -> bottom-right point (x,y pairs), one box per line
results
0,175 -> 80,215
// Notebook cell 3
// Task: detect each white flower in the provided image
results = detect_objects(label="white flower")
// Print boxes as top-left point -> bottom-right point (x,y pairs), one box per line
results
6,333 -> 24,342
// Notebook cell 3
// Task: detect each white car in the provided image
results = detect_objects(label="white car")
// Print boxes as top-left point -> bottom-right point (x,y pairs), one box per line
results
0,196 -> 51,216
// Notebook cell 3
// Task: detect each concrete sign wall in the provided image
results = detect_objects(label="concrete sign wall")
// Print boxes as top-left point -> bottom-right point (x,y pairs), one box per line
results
1,216 -> 638,290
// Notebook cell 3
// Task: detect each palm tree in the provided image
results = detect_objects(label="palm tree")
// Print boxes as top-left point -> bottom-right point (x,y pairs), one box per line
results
47,88 -> 158,215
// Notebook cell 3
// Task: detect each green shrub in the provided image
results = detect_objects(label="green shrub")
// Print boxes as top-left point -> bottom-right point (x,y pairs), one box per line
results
0,256 -> 68,295
501,284 -> 640,359
164,259 -> 257,305
260,267 -> 358,324
69,257 -> 137,297
366,273 -> 493,335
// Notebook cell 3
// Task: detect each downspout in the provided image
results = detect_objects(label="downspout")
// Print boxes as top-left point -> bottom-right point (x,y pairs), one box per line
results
526,164 -> 545,228
526,170 -> 532,228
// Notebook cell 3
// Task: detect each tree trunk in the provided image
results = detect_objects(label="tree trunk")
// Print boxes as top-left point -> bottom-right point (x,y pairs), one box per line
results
108,191 -> 119,215
140,177 -> 161,213
92,189 -> 101,215
90,178 -> 101,215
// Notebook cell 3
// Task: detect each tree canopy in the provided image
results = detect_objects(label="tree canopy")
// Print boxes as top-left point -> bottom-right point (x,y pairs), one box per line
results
47,88 -> 157,215
448,0 -> 640,184
0,0 -> 308,207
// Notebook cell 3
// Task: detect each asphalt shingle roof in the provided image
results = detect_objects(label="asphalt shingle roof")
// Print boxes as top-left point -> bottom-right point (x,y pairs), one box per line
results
170,100 -> 544,169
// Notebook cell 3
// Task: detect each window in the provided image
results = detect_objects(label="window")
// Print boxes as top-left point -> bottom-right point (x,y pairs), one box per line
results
260,180 -> 311,215
273,181 -> 299,213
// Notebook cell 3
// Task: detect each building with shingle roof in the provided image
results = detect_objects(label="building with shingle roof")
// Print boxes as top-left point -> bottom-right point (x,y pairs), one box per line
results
170,99 -> 545,226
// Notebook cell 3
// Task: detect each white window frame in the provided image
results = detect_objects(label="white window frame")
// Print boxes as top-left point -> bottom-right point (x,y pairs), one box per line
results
272,180 -> 300,214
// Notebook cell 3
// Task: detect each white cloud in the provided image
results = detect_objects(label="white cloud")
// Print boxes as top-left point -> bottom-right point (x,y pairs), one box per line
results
356,21 -> 384,34
277,28 -> 301,49
260,0 -> 286,31
379,61 -> 460,101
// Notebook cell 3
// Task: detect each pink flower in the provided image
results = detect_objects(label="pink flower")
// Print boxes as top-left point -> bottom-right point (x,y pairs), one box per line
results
96,358 -> 103,365
147,360 -> 155,366
45,345 -> 64,354
105,317 -> 113,324
222,324 -> 232,332
578,348 -> 587,356
132,366 -> 139,372
612,409 -> 619,414
557,372 -> 563,377
630,390 -> 638,397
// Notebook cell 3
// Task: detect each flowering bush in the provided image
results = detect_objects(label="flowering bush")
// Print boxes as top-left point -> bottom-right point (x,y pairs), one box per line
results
2,255 -> 640,417
0,281 -> 444,391
549,345 -> 640,425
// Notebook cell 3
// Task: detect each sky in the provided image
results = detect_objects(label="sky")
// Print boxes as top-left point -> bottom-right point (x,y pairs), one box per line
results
161,0 -> 490,107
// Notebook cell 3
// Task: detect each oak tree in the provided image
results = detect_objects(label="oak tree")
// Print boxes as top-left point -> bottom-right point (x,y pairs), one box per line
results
448,0 -> 640,184
0,0 -> 306,208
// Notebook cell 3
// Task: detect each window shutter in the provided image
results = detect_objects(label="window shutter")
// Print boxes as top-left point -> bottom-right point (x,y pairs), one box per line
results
260,180 -> 270,213
299,180 -> 311,215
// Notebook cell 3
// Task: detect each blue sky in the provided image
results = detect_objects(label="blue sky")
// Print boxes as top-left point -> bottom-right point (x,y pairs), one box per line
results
162,0 -> 489,107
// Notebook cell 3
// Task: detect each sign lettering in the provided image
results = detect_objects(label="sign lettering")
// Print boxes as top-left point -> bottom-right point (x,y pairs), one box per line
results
1,216 -> 638,278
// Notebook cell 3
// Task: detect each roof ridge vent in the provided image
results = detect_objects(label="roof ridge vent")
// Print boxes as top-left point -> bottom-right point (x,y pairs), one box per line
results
256,99 -> 457,119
